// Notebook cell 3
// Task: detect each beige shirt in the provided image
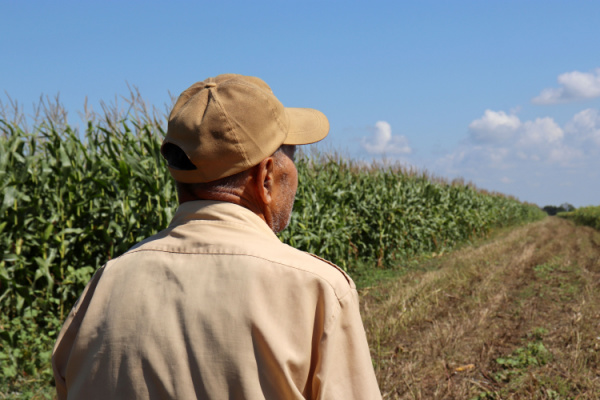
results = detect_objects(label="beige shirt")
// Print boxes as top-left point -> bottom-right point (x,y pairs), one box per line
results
52,200 -> 381,399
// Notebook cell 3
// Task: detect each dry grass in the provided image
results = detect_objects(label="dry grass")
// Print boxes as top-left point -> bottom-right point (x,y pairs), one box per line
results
362,217 -> 600,399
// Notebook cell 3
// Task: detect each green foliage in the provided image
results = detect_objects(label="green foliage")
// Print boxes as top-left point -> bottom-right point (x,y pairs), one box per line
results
0,117 -> 545,393
496,341 -> 551,371
481,335 -> 554,400
0,119 -> 173,318
0,309 -> 60,399
1,119 -> 174,394
280,154 -> 546,269
470,391 -> 497,400
558,205 -> 600,230
494,336 -> 552,383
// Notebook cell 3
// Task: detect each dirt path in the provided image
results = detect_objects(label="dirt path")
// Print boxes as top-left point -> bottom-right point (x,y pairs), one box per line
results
361,217 -> 600,399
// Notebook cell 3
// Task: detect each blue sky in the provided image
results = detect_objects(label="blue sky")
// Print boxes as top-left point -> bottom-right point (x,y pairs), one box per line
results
2,1 -> 600,207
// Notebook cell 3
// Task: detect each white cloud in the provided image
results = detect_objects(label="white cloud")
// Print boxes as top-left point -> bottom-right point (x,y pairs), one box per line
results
361,121 -> 412,155
565,108 -> 600,146
467,111 -> 569,163
431,108 -> 600,206
434,145 -> 513,175
365,107 -> 600,207
532,68 -> 600,104
442,110 -> 581,171
517,117 -> 564,147
547,146 -> 584,165
468,110 -> 520,143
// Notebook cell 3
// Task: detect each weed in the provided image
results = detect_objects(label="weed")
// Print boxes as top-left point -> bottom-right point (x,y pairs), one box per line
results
495,340 -> 552,380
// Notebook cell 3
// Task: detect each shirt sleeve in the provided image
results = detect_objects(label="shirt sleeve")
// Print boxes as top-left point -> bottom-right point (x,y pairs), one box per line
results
311,288 -> 382,399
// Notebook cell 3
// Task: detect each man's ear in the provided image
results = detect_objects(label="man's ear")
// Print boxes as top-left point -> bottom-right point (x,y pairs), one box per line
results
255,157 -> 275,205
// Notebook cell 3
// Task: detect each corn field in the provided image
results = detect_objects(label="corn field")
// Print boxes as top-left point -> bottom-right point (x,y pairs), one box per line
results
0,113 -> 544,396
559,206 -> 600,230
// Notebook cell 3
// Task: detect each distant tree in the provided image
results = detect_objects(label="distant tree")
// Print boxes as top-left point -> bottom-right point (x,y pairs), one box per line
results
543,205 -> 559,215
560,203 -> 575,212
543,203 -> 576,216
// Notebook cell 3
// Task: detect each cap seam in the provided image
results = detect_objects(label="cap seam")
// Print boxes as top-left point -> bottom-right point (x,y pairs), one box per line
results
208,88 -> 252,168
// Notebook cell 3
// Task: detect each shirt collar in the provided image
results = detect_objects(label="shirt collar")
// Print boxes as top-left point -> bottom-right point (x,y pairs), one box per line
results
169,200 -> 278,239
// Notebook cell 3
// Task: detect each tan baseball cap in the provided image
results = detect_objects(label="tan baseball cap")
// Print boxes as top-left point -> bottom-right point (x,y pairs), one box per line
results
161,74 -> 330,183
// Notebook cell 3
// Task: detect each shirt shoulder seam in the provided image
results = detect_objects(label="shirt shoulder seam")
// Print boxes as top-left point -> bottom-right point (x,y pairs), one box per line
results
119,248 -> 353,299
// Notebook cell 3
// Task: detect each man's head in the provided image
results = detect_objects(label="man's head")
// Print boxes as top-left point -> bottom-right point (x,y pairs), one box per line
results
161,74 -> 329,232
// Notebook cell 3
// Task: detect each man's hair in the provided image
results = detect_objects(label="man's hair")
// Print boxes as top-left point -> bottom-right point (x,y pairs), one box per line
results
173,145 -> 295,197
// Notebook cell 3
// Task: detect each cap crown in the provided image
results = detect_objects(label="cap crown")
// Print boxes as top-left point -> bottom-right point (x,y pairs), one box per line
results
163,74 -> 330,183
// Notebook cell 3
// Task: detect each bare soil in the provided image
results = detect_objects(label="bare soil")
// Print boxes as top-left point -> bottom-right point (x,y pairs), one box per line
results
361,217 -> 600,399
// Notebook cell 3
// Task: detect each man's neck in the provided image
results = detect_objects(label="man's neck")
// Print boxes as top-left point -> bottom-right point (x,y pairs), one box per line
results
179,189 -> 271,231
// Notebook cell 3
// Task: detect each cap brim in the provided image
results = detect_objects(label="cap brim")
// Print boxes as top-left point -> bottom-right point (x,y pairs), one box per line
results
283,108 -> 330,145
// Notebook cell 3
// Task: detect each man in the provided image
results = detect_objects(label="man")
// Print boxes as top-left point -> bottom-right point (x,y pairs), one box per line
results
52,74 -> 381,399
